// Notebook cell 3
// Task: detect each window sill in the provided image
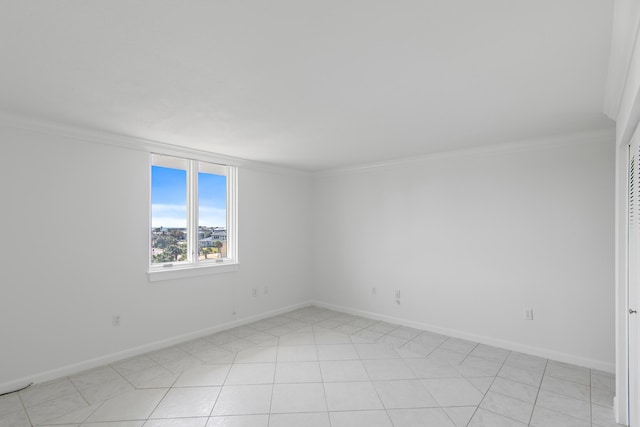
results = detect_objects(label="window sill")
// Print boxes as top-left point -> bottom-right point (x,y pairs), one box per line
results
148,261 -> 239,282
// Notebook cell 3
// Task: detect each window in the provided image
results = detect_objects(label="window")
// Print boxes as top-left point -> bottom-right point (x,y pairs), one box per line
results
149,153 -> 237,280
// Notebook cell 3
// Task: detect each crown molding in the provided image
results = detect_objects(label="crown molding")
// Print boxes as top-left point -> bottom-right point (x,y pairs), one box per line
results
0,111 -> 616,179
315,127 -> 616,178
0,111 -> 310,176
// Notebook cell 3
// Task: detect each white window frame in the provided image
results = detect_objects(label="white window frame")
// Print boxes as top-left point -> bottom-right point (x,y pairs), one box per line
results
148,154 -> 238,282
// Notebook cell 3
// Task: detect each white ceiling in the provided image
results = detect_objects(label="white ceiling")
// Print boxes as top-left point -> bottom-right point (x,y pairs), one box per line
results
0,1 -> 614,171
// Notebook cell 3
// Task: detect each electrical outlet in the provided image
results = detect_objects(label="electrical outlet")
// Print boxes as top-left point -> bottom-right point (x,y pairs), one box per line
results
264,285 -> 269,295
372,287 -> 377,295
395,290 -> 401,299
524,308 -> 534,320
112,315 -> 121,327
252,288 -> 258,297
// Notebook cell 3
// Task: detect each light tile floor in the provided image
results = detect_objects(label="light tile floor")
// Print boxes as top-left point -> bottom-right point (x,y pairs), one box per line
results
0,306 -> 622,427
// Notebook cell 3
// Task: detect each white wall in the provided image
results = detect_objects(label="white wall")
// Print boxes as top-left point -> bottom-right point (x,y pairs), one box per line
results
0,120 -> 616,392
0,124 -> 313,389
312,136 -> 615,371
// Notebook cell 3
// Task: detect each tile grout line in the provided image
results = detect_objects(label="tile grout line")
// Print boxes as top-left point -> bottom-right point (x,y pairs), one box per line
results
265,335 -> 279,427
463,348 -> 512,427
12,306 -> 616,426
313,321 -> 334,427
17,378 -> 85,422
64,375 -> 107,425
209,346 -> 239,421
441,407 -> 462,427
356,331 -> 400,427
589,368 -> 593,425
338,313 -> 511,426
143,385 -> 174,424
458,343 -> 480,367
526,359 -> 548,426
141,359 -> 183,424
110,358 -> 143,394
15,388 -> 34,427
527,403 -> 594,426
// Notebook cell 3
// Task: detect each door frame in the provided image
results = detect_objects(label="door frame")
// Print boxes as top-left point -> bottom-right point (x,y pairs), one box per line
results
616,109 -> 640,426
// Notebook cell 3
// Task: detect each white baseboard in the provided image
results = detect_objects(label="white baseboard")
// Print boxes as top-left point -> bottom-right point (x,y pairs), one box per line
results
1,299 -> 615,395
0,301 -> 312,395
311,300 -> 616,373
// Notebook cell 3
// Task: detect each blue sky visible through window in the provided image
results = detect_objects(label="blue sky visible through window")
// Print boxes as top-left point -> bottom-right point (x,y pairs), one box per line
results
198,171 -> 227,228
151,166 -> 226,229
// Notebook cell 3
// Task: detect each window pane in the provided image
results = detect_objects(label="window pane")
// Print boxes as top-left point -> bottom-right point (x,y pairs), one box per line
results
198,162 -> 227,260
151,155 -> 188,264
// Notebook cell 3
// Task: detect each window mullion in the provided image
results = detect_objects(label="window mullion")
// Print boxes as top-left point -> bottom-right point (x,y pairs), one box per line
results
227,165 -> 238,262
187,160 -> 198,264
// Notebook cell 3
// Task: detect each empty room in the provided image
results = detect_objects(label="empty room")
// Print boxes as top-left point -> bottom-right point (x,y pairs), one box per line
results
1,1 -> 639,426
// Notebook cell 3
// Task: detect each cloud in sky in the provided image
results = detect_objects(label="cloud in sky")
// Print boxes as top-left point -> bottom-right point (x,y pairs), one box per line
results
152,204 -> 225,228
152,204 -> 186,228
199,206 -> 227,228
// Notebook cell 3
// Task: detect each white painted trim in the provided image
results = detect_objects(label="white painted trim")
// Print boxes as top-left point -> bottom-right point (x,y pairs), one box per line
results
0,111 -> 309,176
148,262 -> 239,282
615,140 -> 630,425
615,71 -> 640,426
0,301 -> 311,395
227,165 -> 239,263
0,111 -> 615,179
315,128 -> 616,178
1,299 -> 616,395
147,160 -> 238,281
311,300 -> 615,373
